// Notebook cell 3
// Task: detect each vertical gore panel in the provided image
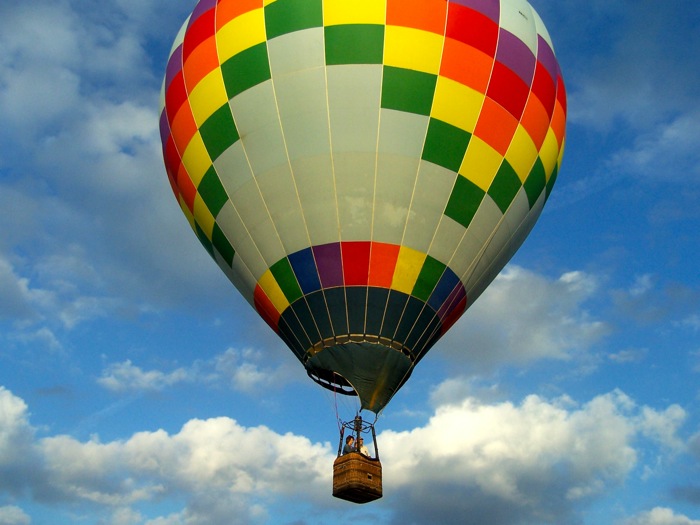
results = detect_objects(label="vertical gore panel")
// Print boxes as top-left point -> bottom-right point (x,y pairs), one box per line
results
306,290 -> 334,340
380,290 -> 409,340
291,299 -> 322,346
405,305 -> 439,353
324,287 -> 349,335
394,295 -> 425,345
345,287 -> 368,335
365,287 -> 390,337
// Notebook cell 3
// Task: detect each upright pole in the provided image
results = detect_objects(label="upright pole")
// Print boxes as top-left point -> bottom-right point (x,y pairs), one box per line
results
371,424 -> 379,460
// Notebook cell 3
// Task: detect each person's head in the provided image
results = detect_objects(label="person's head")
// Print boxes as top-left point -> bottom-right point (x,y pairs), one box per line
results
345,436 -> 354,444
358,438 -> 364,444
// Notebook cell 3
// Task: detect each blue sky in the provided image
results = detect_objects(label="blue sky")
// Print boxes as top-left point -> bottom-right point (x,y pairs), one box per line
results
1,0 -> 699,524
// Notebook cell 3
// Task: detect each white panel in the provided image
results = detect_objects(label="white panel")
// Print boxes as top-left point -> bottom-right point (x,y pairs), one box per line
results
463,195 -> 513,297
530,6 -> 555,52
229,179 -> 287,267
255,164 -> 310,255
327,65 -> 382,243
214,141 -> 253,194
498,188 -> 544,269
334,151 -> 375,241
499,0 -> 538,55
292,155 -> 338,246
403,161 -> 457,254
275,67 -> 331,160
230,81 -> 288,175
502,185 -> 531,235
377,109 -> 429,157
451,196 -> 502,282
373,154 -> 419,245
216,200 -> 271,280
372,110 -> 429,245
267,27 -> 325,77
429,215 -> 469,269
327,65 -> 382,153
214,251 -> 257,306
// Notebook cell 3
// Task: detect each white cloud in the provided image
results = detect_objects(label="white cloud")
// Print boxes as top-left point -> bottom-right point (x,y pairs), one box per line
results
0,385 -> 693,524
0,506 -> 31,525
637,405 -> 686,453
607,110 -> 700,183
609,348 -> 648,364
380,389 -> 687,525
97,347 -> 298,395
0,257 -> 35,320
97,360 -> 192,393
689,431 -> 700,458
440,266 -> 608,372
212,347 -> 297,393
619,507 -> 700,525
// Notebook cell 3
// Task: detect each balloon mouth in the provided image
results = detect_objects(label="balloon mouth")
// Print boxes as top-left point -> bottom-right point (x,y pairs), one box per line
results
303,339 -> 415,413
306,367 -> 357,396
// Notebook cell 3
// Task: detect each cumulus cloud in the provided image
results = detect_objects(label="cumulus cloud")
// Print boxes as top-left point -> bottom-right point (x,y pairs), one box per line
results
0,506 -> 31,525
1,384 -> 694,525
440,266 -> 608,372
0,257 -> 35,321
619,507 -> 700,525
97,347 -> 298,395
97,360 -> 192,393
380,390 -> 688,525
0,0 -> 239,355
0,385 -> 331,524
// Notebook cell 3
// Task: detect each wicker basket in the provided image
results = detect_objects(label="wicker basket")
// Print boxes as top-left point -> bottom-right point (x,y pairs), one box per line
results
332,452 -> 383,503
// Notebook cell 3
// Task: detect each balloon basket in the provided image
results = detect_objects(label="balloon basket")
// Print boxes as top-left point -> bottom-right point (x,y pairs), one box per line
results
332,452 -> 383,504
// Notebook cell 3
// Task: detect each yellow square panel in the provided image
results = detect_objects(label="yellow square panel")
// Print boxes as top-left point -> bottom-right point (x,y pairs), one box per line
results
193,193 -> 215,239
181,132 -> 212,186
539,128 -> 560,177
258,269 -> 290,313
187,69 -> 229,126
391,246 -> 427,295
459,136 -> 503,192
216,9 -> 266,62
324,0 -> 385,25
555,138 -> 566,178
505,124 -> 539,183
431,76 -> 484,133
179,196 -> 196,230
385,26 -> 443,75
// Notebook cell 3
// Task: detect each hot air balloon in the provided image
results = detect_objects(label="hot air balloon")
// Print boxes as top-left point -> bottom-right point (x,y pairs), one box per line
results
160,0 -> 565,502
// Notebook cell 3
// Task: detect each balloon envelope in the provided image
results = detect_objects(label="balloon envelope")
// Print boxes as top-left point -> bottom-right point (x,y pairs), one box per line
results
160,0 -> 566,413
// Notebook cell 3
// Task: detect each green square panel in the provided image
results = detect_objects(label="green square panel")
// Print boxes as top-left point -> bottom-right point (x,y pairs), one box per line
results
212,223 -> 235,266
195,222 -> 214,258
412,256 -> 446,302
488,160 -> 522,213
523,156 -> 546,208
270,257 -> 303,303
221,43 -> 271,98
199,104 -> 239,161
325,24 -> 384,65
381,66 -> 437,116
546,163 -> 558,200
198,166 -> 229,216
422,118 -> 471,172
444,175 -> 485,229
265,0 -> 322,40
